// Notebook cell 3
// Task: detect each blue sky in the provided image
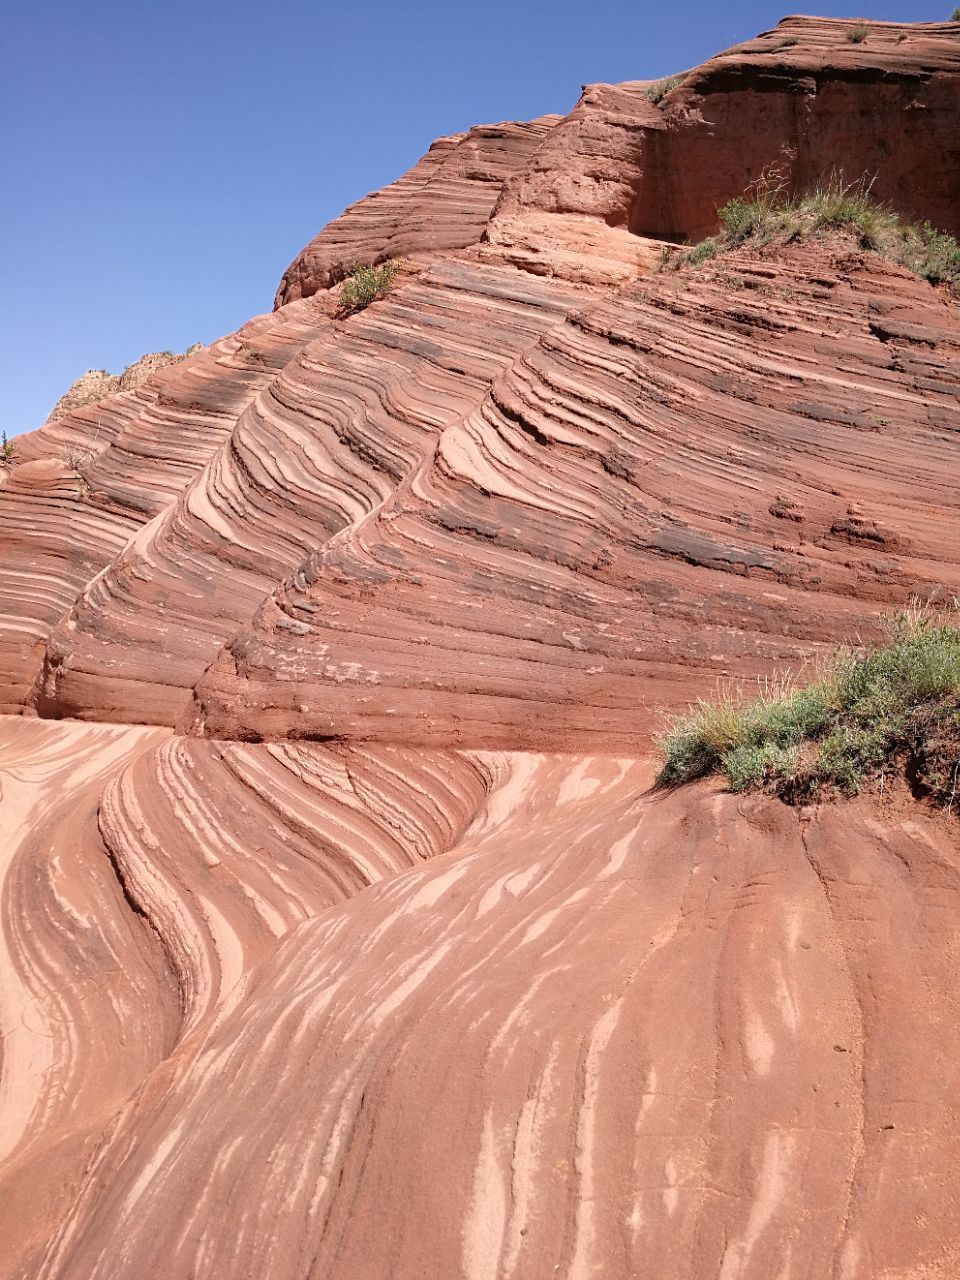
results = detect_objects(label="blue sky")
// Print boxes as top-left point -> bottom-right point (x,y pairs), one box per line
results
1,0 -> 940,434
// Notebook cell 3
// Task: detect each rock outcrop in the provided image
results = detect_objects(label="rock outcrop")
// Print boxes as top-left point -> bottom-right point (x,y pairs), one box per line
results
46,346 -> 204,422
2,14 -> 960,1280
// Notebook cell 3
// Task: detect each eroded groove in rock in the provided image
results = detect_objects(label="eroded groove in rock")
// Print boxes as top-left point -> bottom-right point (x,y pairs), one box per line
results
0,717 -> 175,1276
188,242 -> 960,748
30,757 -> 960,1279
38,262 -> 586,724
97,737 -> 499,1036
0,717 -> 499,1278
0,301 -> 323,714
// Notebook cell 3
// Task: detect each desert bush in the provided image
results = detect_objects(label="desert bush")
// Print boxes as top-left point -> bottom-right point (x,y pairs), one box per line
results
680,173 -> 960,288
683,237 -> 720,267
657,604 -> 960,808
645,76 -> 682,104
338,259 -> 401,314
911,222 -> 960,285
60,444 -> 93,470
846,21 -> 869,42
952,7 -> 960,20
1,430 -> 17,464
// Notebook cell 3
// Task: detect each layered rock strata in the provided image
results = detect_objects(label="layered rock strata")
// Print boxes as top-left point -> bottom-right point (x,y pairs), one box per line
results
0,302 -> 320,711
187,243 -> 960,748
1,15 -> 960,1280
2,16 -> 958,733
0,715 -> 491,1278
38,263 -> 584,724
46,346 -> 204,422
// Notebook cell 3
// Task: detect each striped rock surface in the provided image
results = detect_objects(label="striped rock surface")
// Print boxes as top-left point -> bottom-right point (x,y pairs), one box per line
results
187,241 -> 960,749
0,301 -> 321,712
38,262 -> 585,724
4,726 -> 960,1278
2,13 -> 960,1280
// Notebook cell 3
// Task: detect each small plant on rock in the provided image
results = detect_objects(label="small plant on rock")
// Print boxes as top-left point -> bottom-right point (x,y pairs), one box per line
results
1,430 -> 17,464
656,602 -> 960,810
61,443 -> 93,470
645,75 -> 682,104
337,259 -> 401,315
846,21 -> 869,42
951,7 -> 960,20
684,237 -> 720,267
914,221 -> 960,285
677,170 -> 960,291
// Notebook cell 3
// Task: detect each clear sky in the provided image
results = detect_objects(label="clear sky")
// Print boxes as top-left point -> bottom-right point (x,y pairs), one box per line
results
1,0 -> 941,434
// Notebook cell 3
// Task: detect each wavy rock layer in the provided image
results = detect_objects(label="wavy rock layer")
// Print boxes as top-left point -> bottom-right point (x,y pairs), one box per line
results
2,14 -> 960,1280
2,16 -> 958,731
0,302 -> 320,712
0,718 -> 173,1276
0,715 -> 494,1278
46,347 -> 202,422
6,743 -> 960,1279
39,263 -> 584,724
188,241 -> 960,748
274,118 -> 561,305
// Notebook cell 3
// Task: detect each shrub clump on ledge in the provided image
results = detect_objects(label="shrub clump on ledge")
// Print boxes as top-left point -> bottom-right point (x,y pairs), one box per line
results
656,605 -> 960,808
645,75 -> 682,104
676,175 -> 960,288
337,259 -> 401,315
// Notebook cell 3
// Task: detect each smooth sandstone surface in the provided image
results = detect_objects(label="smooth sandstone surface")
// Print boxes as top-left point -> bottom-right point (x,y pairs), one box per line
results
2,14 -> 960,1280
5,728 -> 960,1279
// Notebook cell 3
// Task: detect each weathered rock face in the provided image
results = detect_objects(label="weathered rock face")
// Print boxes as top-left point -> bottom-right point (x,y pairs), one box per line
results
0,303 -> 320,712
46,346 -> 204,422
37,263 -> 585,725
3,14 -> 958,732
5,725 -> 960,1280
630,17 -> 960,242
274,118 -> 562,305
184,243 -> 960,749
2,13 -> 960,1280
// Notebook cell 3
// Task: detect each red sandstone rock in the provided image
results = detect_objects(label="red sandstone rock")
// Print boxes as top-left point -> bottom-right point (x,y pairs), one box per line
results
274,118 -> 562,305
5,732 -> 960,1279
185,242 -> 960,749
2,14 -> 960,1280
0,302 -> 321,712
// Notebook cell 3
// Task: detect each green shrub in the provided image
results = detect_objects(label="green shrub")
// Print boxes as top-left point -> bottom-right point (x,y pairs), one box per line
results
1,430 -> 16,464
952,7 -> 960,20
846,21 -> 869,42
718,196 -> 763,242
778,35 -> 800,48
337,259 -> 401,315
645,75 -> 682,104
684,237 -> 720,266
679,175 -> 960,289
656,605 -> 960,807
913,222 -> 960,285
